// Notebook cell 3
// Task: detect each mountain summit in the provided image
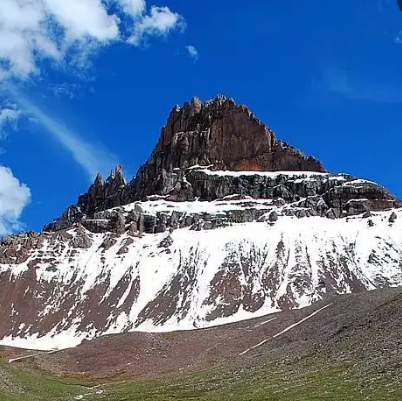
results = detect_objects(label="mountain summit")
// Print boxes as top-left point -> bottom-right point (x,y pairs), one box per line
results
45,95 -> 396,229
0,96 -> 401,349
131,94 -> 326,199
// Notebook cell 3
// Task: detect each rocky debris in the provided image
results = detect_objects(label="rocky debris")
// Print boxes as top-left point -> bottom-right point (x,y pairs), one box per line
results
324,180 -> 397,215
114,212 -> 126,235
117,238 -> 134,255
69,226 -> 92,249
100,235 -> 117,251
62,206 -> 142,236
155,213 -> 168,233
128,223 -> 139,237
268,211 -> 278,222
190,219 -> 206,231
141,208 -> 266,233
295,209 -> 306,218
389,211 -> 398,223
158,235 -> 174,248
326,208 -> 339,220
126,203 -> 144,237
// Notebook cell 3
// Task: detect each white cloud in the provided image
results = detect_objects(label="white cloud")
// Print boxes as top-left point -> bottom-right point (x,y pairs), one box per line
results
16,94 -> 118,181
0,0 -> 185,81
129,6 -> 185,45
185,45 -> 199,61
44,0 -> 119,42
0,107 -> 20,139
116,0 -> 146,17
0,166 -> 31,237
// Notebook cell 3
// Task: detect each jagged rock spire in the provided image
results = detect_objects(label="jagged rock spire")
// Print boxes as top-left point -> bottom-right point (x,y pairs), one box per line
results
107,164 -> 127,185
94,173 -> 104,186
70,164 -> 130,217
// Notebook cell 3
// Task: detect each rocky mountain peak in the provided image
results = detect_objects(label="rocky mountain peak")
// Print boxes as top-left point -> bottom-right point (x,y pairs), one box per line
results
131,95 -> 326,199
154,94 -> 322,173
43,95 -> 401,232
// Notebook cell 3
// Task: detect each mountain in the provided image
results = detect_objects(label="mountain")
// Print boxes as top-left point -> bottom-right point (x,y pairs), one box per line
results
0,95 -> 401,350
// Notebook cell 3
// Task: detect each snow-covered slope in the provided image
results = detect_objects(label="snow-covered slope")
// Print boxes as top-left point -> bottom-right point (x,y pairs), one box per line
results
1,205 -> 401,350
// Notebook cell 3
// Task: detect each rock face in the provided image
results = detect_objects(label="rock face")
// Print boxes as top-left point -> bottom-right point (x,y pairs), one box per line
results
1,95 -> 401,350
131,95 -> 326,199
45,169 -> 401,234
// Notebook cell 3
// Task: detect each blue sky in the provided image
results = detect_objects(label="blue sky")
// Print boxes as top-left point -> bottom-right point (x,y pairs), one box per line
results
0,0 -> 402,234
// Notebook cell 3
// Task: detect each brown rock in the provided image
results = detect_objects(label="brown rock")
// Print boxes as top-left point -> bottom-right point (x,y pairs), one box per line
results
131,95 -> 326,199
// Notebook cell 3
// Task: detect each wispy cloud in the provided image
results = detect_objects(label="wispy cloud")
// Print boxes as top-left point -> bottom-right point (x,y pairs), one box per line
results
50,83 -> 82,99
0,107 -> 20,139
185,45 -> 199,61
320,67 -> 402,104
15,94 -> 118,181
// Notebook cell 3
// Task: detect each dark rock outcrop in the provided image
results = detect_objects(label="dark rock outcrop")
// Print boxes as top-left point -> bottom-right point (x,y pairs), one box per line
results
77,165 -> 131,217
